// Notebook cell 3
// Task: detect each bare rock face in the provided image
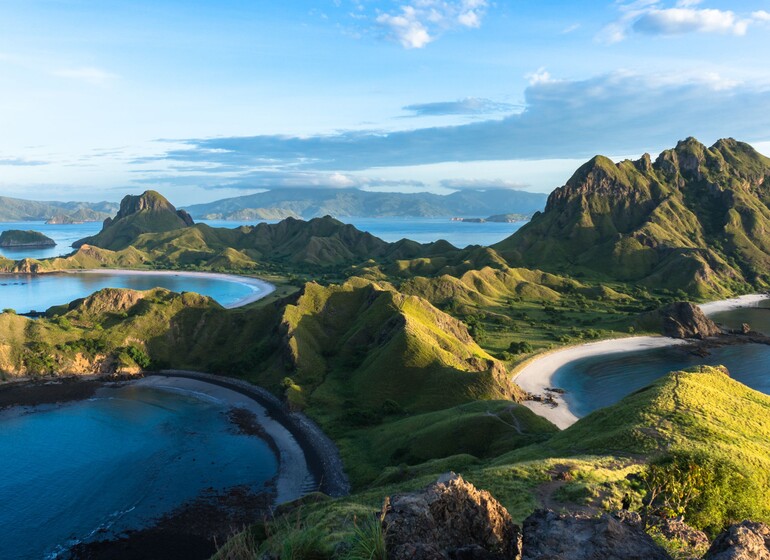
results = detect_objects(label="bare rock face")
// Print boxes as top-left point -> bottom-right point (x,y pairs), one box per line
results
640,302 -> 722,339
521,510 -> 672,560
704,521 -> 770,560
381,473 -> 521,560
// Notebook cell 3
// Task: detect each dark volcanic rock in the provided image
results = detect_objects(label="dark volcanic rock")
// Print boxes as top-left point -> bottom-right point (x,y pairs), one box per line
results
640,301 -> 722,339
521,509 -> 672,560
381,473 -> 521,560
704,521 -> 770,560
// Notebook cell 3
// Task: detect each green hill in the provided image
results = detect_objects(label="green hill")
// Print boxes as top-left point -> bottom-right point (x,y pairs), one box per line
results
494,137 -> 770,297
73,190 -> 195,251
0,230 -> 55,248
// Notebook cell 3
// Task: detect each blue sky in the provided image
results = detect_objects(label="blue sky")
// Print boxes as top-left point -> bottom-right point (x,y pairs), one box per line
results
2,0 -> 770,203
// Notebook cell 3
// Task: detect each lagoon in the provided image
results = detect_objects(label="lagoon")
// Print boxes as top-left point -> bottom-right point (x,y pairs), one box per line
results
0,382 -> 279,560
0,270 -> 272,314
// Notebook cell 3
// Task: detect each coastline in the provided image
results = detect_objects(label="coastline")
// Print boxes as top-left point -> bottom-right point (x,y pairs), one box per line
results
698,293 -> 768,315
65,269 -> 276,308
152,370 -> 350,499
512,336 -> 688,429
512,294 -> 770,429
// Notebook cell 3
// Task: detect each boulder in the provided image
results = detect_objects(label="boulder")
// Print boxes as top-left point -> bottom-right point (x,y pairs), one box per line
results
521,509 -> 672,560
638,302 -> 722,339
704,521 -> 770,560
381,473 -> 521,560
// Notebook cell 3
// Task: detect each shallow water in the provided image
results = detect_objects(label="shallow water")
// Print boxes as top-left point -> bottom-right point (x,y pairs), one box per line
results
554,301 -> 770,417
0,271 -> 264,314
0,384 -> 278,560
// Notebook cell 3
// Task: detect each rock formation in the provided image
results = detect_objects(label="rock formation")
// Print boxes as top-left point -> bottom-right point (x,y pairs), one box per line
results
521,509 -> 672,559
637,301 -> 722,339
381,473 -> 521,560
704,521 -> 770,560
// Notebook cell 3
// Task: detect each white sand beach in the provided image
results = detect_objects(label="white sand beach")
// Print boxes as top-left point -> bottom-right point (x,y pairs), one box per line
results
512,336 -> 688,429
698,294 -> 769,316
513,294 -> 770,429
67,269 -> 276,308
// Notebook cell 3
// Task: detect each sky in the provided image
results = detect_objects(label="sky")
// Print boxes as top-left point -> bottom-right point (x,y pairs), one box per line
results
2,0 -> 770,204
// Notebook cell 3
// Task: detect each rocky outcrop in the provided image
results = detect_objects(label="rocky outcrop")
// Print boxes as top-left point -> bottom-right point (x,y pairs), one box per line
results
381,473 -> 521,560
651,518 -> 709,552
704,521 -> 770,560
638,302 -> 722,339
521,510 -> 672,560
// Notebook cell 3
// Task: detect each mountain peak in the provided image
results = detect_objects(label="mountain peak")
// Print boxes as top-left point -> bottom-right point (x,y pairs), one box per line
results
73,191 -> 194,250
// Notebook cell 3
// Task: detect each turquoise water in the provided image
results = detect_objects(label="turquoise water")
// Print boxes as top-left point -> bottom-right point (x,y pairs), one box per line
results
0,217 -> 525,261
554,302 -> 770,417
0,271 -> 263,314
554,343 -> 770,417
0,384 -> 278,560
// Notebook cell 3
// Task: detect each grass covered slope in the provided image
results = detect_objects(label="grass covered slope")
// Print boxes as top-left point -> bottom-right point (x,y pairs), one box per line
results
73,190 -> 195,251
495,138 -> 770,297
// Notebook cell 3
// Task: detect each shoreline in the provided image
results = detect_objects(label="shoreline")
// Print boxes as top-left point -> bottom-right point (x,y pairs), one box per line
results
64,269 -> 276,308
512,336 -> 688,429
512,294 -> 770,429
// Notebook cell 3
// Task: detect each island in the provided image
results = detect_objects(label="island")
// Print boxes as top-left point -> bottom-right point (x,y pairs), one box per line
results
451,212 -> 531,223
0,229 -> 56,248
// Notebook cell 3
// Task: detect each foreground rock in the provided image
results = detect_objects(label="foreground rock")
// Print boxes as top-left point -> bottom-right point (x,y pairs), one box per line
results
381,473 -> 521,560
638,301 -> 722,339
521,510 -> 672,560
704,521 -> 770,560
0,229 -> 56,248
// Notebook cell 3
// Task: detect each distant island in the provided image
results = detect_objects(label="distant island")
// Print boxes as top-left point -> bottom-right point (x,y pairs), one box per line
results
0,229 -> 56,248
0,196 -> 117,223
183,187 -> 547,220
451,213 -> 530,223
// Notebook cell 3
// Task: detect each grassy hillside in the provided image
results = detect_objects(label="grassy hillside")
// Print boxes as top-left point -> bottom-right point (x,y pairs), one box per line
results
215,366 -> 770,558
495,138 -> 770,297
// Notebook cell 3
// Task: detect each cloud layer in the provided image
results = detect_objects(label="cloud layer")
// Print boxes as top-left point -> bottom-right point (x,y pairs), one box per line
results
147,71 -> 770,178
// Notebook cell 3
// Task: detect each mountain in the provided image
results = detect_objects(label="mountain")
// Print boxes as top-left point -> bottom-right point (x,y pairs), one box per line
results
0,196 -> 117,223
73,190 -> 195,251
494,137 -> 770,297
183,187 -> 548,220
64,201 -> 459,269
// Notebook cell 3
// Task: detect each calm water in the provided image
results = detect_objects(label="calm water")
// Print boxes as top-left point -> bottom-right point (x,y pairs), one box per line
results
555,301 -> 770,417
0,272 -> 264,314
0,218 -> 525,260
0,385 -> 277,560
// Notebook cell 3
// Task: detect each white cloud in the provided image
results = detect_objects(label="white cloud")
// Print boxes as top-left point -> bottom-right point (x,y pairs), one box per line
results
376,0 -> 488,49
377,7 -> 433,48
53,67 -> 118,87
599,2 -> 766,43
